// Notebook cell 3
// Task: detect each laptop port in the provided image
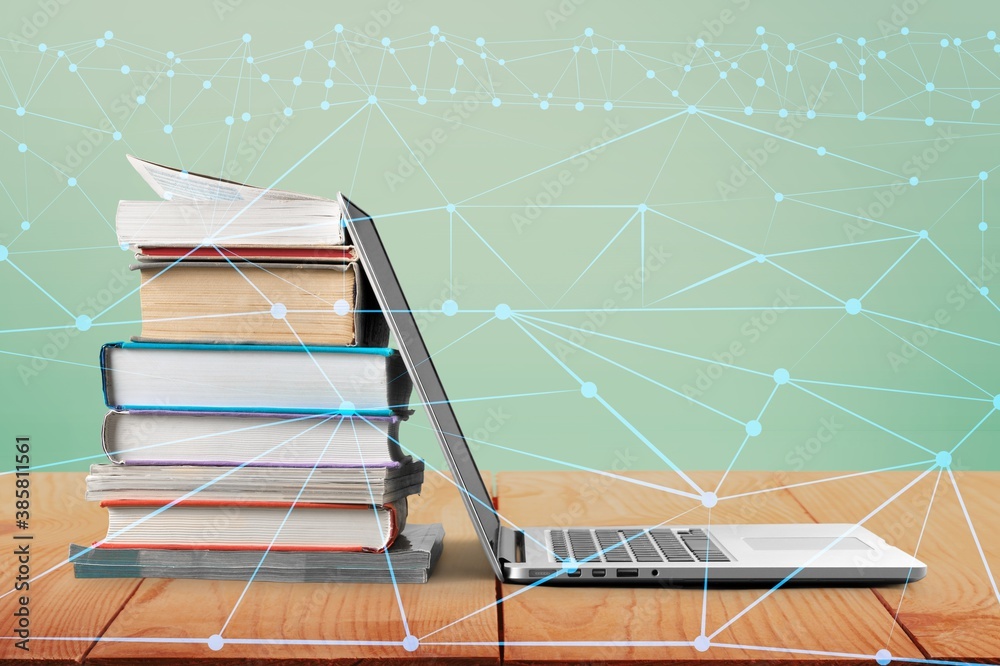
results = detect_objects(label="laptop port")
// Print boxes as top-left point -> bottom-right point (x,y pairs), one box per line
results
617,568 -> 639,578
592,569 -> 606,578
567,569 -> 582,577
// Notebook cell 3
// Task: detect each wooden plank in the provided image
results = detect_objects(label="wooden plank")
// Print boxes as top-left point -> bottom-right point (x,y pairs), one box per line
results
85,470 -> 499,665
0,472 -> 141,665
784,470 -> 1000,662
496,470 -> 924,665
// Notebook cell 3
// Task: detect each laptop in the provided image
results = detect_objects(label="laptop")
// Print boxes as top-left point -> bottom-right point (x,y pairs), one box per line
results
339,194 -> 927,586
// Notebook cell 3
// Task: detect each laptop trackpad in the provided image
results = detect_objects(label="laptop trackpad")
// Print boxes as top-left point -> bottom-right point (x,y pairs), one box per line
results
743,537 -> 872,551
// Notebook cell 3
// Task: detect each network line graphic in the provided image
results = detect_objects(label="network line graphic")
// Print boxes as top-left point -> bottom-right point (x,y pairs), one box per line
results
0,15 -> 999,664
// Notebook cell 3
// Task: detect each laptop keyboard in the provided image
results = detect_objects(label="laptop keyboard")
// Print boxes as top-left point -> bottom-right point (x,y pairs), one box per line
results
548,528 -> 730,563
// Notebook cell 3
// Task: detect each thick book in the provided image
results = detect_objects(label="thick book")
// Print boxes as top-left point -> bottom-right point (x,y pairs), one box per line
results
102,410 -> 404,467
118,155 -> 345,248
98,498 -> 406,552
70,522 -> 445,583
85,459 -> 425,504
131,259 -> 388,347
99,342 -> 412,414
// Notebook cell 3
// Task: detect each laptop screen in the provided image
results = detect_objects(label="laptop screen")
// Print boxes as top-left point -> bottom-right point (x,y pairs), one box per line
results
339,195 -> 504,577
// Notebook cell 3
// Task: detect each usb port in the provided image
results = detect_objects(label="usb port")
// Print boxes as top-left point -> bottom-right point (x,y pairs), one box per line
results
616,568 -> 639,578
567,569 -> 582,577
592,569 -> 606,578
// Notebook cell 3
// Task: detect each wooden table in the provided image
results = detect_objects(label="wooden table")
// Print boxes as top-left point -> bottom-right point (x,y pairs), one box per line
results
1,470 -> 997,664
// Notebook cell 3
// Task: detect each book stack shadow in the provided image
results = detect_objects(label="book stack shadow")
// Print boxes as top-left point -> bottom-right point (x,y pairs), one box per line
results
70,156 -> 444,584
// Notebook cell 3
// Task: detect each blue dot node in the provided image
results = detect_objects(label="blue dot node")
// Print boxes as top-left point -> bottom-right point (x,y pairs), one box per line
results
745,106 -> 753,116
67,177 -> 77,187
18,143 -> 26,153
242,33 -> 251,43
807,110 -> 816,119
694,635 -> 710,652
646,69 -> 655,78
20,221 -> 29,230
817,147 -> 826,156
638,203 -> 648,212
120,242 -> 129,251
334,24 -> 343,33
954,38 -> 962,46
402,635 -> 419,652
761,43 -> 769,51
990,30 -> 997,39
476,37 -> 485,46
441,299 -> 458,316
936,451 -> 952,467
328,59 -> 336,68
540,100 -> 549,110
845,298 -> 862,315
773,368 -> 790,385
163,124 -> 173,134
590,47 -> 598,55
980,221 -> 988,231
858,37 -> 867,45
836,37 -> 843,44
779,108 -> 788,118
731,61 -> 738,69
293,76 -> 302,86
449,87 -> 456,95
325,79 -> 333,88
241,112 -> 251,121
304,40 -> 313,49
980,171 -> 989,181
368,95 -> 377,104
940,38 -> 949,47
910,176 -> 919,186
604,102 -> 613,111
756,77 -> 765,87
38,43 -> 46,52
121,65 -> 130,74
339,401 -> 356,414
260,73 -> 268,82
573,46 -> 580,53
925,82 -> 935,92
774,192 -> 783,202
829,61 -> 837,69
859,73 -> 867,81
208,634 -> 224,651
925,117 -> 934,126
75,315 -> 92,331
581,382 -> 597,398
320,101 -> 330,110
746,420 -> 762,437
431,25 -> 440,35
981,287 -> 990,296
446,203 -> 456,213
619,44 -> 626,51
283,107 -> 292,116
919,230 -> 928,239
225,116 -> 234,126
333,299 -> 351,316
69,62 -> 78,72
492,98 -> 501,107
701,491 -> 718,508
560,559 -> 578,573
495,304 -> 512,320
96,38 -> 105,48
167,51 -> 175,59
972,100 -> 981,110
695,38 -> 705,48
995,44 -> 1000,53
575,101 -> 584,111
756,26 -> 765,35
719,71 -> 727,79
755,254 -> 766,263
878,50 -> 887,59
381,37 -> 390,46
787,42 -> 795,51
876,648 -> 892,665
994,394 -> 1000,410
418,95 -> 426,105
786,64 -> 793,72
270,303 -> 287,319
137,95 -> 145,104
857,112 -> 867,121
684,64 -> 692,72
0,245 -> 7,261
688,105 -> 698,114
901,27 -> 910,35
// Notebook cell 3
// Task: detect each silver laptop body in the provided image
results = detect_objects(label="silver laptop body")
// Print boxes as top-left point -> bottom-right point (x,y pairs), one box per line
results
340,194 -> 927,586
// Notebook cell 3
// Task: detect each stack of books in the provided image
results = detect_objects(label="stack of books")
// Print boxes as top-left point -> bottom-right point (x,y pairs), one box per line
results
72,157 -> 443,584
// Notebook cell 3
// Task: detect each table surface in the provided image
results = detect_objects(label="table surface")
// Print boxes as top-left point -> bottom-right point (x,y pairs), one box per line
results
0,470 -> 996,665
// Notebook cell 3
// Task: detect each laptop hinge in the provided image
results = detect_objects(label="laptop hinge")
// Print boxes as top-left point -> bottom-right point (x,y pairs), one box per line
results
497,527 -> 522,564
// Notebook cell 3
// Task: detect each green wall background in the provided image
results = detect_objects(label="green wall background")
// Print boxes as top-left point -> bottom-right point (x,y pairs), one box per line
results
1,0 -> 998,480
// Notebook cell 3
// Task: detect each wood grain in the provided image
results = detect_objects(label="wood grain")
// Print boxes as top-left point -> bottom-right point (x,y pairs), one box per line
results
496,470 -> 924,665
86,470 -> 500,665
784,470 -> 1000,662
0,473 -> 141,665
